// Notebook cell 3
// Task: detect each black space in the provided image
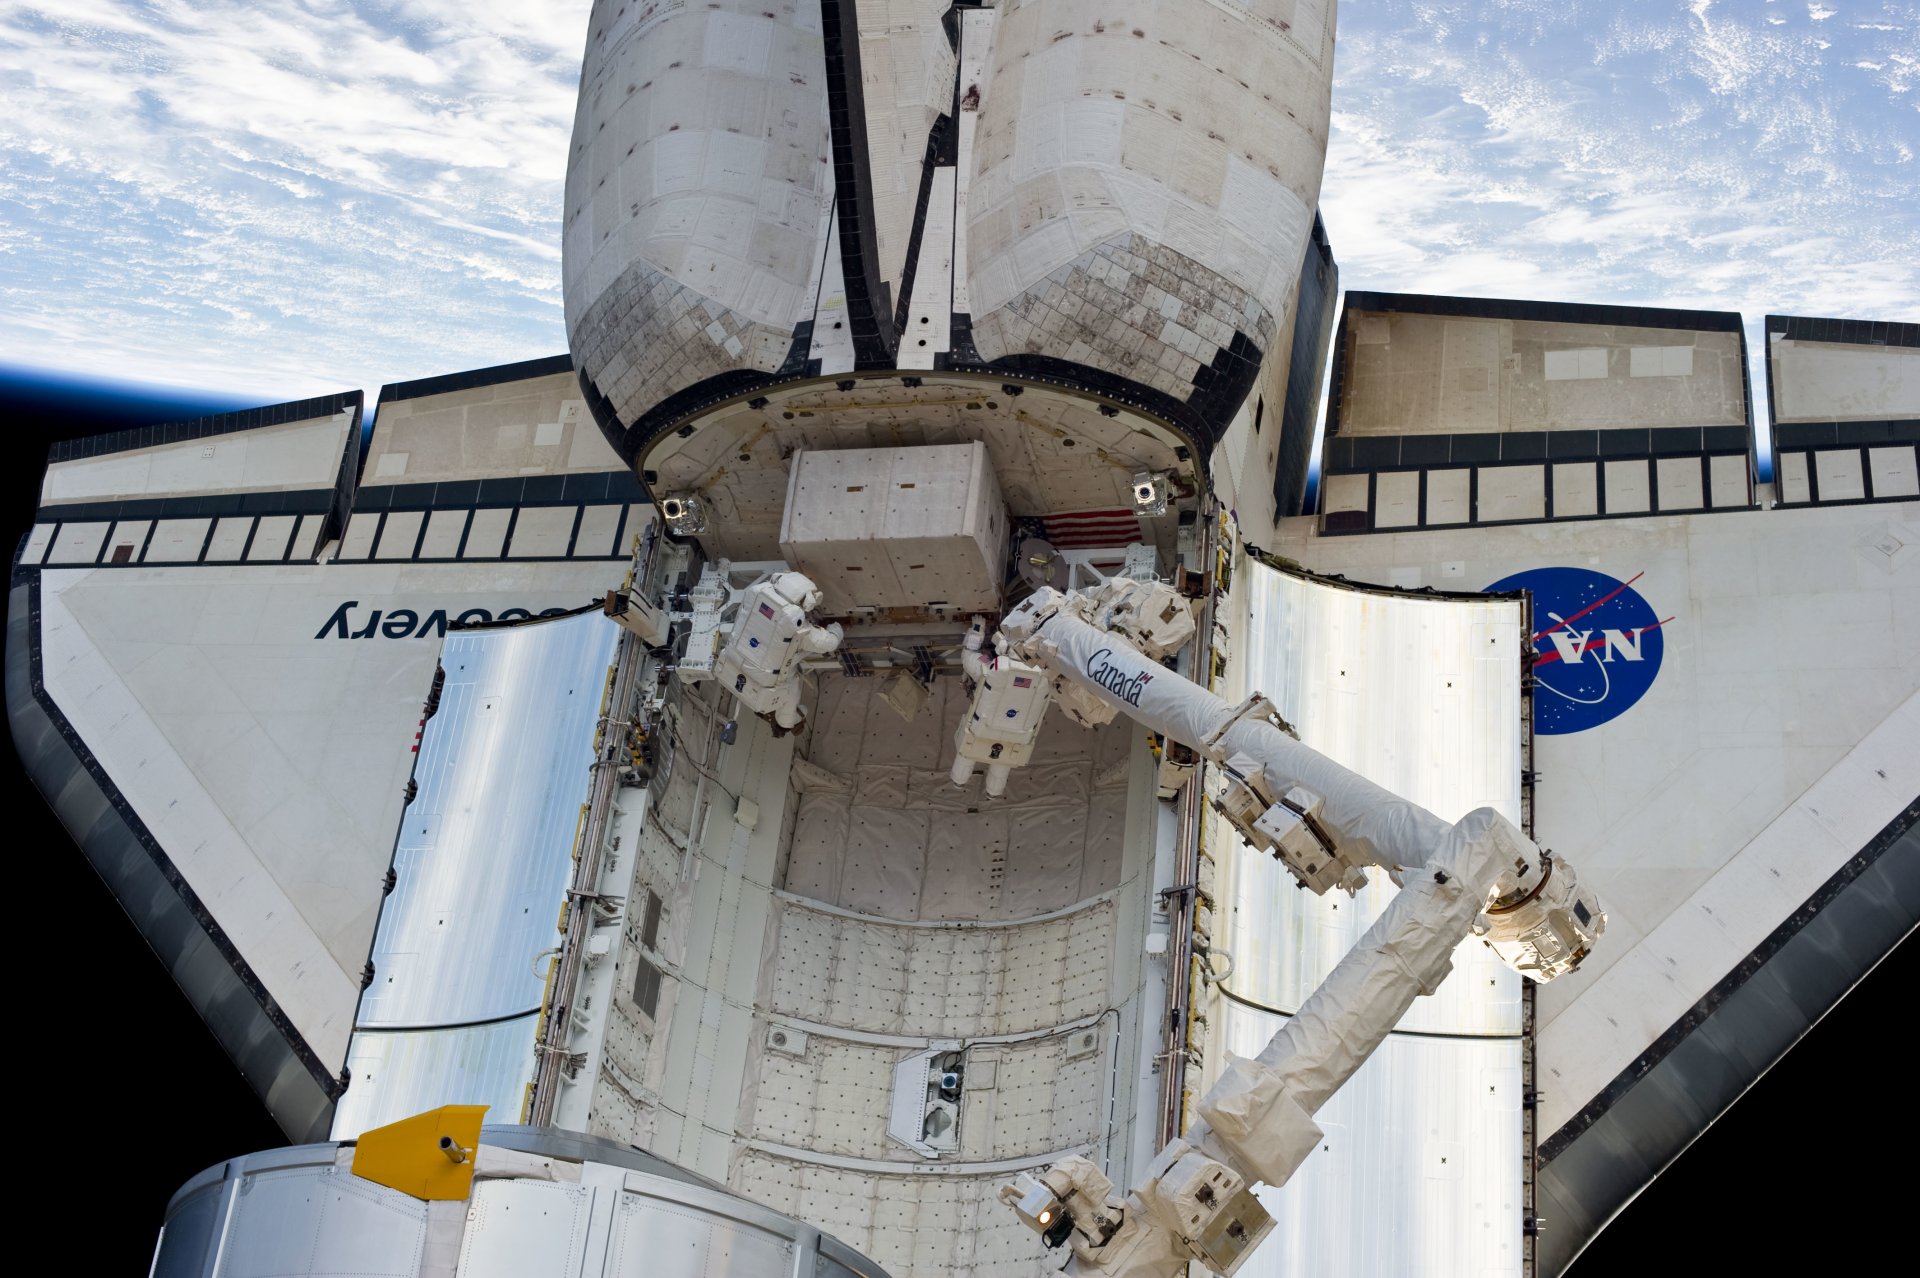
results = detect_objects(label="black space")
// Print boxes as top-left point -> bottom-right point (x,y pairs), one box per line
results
4,377 -> 285,1269
2,379 -> 1909,1272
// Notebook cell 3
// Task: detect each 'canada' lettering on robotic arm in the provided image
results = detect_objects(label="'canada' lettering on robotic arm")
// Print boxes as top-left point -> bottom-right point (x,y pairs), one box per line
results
992,584 -> 1608,1276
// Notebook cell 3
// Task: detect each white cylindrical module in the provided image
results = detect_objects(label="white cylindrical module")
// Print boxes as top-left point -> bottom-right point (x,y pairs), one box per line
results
563,1 -> 835,437
151,1128 -> 888,1278
964,1 -> 1335,409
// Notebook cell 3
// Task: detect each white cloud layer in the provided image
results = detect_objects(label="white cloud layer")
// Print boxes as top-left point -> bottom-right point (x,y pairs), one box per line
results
1321,0 -> 1918,324
0,1 -> 1912,405
0,0 -> 592,397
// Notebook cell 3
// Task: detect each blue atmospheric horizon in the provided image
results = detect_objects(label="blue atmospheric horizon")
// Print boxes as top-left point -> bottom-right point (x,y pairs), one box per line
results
0,363 -> 388,470
0,361 -> 270,429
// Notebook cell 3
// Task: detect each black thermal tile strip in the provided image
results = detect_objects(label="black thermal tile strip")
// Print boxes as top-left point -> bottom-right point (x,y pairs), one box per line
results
353,470 -> 647,514
377,354 -> 574,404
1342,291 -> 1745,334
34,487 -> 338,525
819,0 -> 896,369
1774,419 -> 1920,448
1765,314 -> 1920,349
1274,215 -> 1339,520
46,391 -> 363,463
893,114 -> 956,339
1322,426 -> 1753,473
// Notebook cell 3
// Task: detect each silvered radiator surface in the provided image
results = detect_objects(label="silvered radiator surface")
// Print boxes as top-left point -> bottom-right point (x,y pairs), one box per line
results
329,1014 -> 540,1140
1216,561 -> 1527,1276
1227,565 -> 1525,1032
1222,1000 -> 1528,1277
332,610 -> 619,1139
358,611 -> 618,1028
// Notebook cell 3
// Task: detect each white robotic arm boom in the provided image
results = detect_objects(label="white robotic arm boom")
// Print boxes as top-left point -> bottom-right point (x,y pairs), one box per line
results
995,586 -> 1607,1275
997,588 -> 1602,976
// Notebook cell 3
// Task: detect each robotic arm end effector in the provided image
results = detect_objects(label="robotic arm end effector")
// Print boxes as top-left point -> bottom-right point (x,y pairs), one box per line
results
1001,1144 -> 1275,1277
1001,1157 -> 1127,1262
1475,836 -> 1607,982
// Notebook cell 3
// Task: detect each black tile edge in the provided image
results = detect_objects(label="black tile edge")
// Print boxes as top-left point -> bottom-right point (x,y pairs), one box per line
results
1275,213 -> 1338,519
327,500 -> 645,561
971,353 -> 1237,462
1762,313 -> 1783,469
37,487 -> 339,526
584,358 -> 1245,508
1765,313 -> 1920,350
519,473 -> 566,504
942,310 -> 984,367
328,396 -> 366,555
1735,320 -> 1759,487
41,396 -> 362,563
1536,798 -> 1917,1273
1703,424 -> 1751,452
46,390 -> 364,464
5,574 -> 341,1139
1320,428 -> 1749,471
820,0 -> 897,368
892,112 -> 955,339
1187,330 -> 1267,451
1771,440 -> 1920,509
1774,420 -> 1920,447
377,354 -> 574,405
1310,473 -> 1759,537
1763,315 -> 1919,465
1538,796 -> 1918,1163
1342,291 -> 1745,334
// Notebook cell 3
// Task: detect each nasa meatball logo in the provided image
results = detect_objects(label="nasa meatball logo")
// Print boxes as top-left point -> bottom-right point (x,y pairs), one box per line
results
1484,568 -> 1671,735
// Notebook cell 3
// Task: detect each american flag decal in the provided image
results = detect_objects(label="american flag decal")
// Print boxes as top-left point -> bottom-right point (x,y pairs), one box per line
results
1041,508 -> 1145,549
1013,675 -> 1033,688
759,602 -> 775,618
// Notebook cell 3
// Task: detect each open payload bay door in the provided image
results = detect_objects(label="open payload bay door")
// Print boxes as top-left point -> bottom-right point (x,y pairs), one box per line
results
1191,552 -> 1536,1278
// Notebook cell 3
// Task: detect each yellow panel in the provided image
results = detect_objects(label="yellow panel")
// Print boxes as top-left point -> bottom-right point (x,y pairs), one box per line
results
349,1104 -> 489,1201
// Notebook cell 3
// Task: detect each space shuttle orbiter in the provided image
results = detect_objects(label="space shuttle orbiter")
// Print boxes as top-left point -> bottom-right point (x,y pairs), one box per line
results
10,3 -> 1915,1276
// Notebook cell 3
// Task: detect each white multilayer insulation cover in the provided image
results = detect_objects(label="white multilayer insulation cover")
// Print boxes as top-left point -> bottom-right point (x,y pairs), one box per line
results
783,674 -> 1135,921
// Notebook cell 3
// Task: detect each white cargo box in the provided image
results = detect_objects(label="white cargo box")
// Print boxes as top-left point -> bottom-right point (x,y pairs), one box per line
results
779,442 -> 1007,613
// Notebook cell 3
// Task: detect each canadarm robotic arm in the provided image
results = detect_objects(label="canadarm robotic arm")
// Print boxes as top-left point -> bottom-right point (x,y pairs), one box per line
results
995,586 -> 1607,1276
